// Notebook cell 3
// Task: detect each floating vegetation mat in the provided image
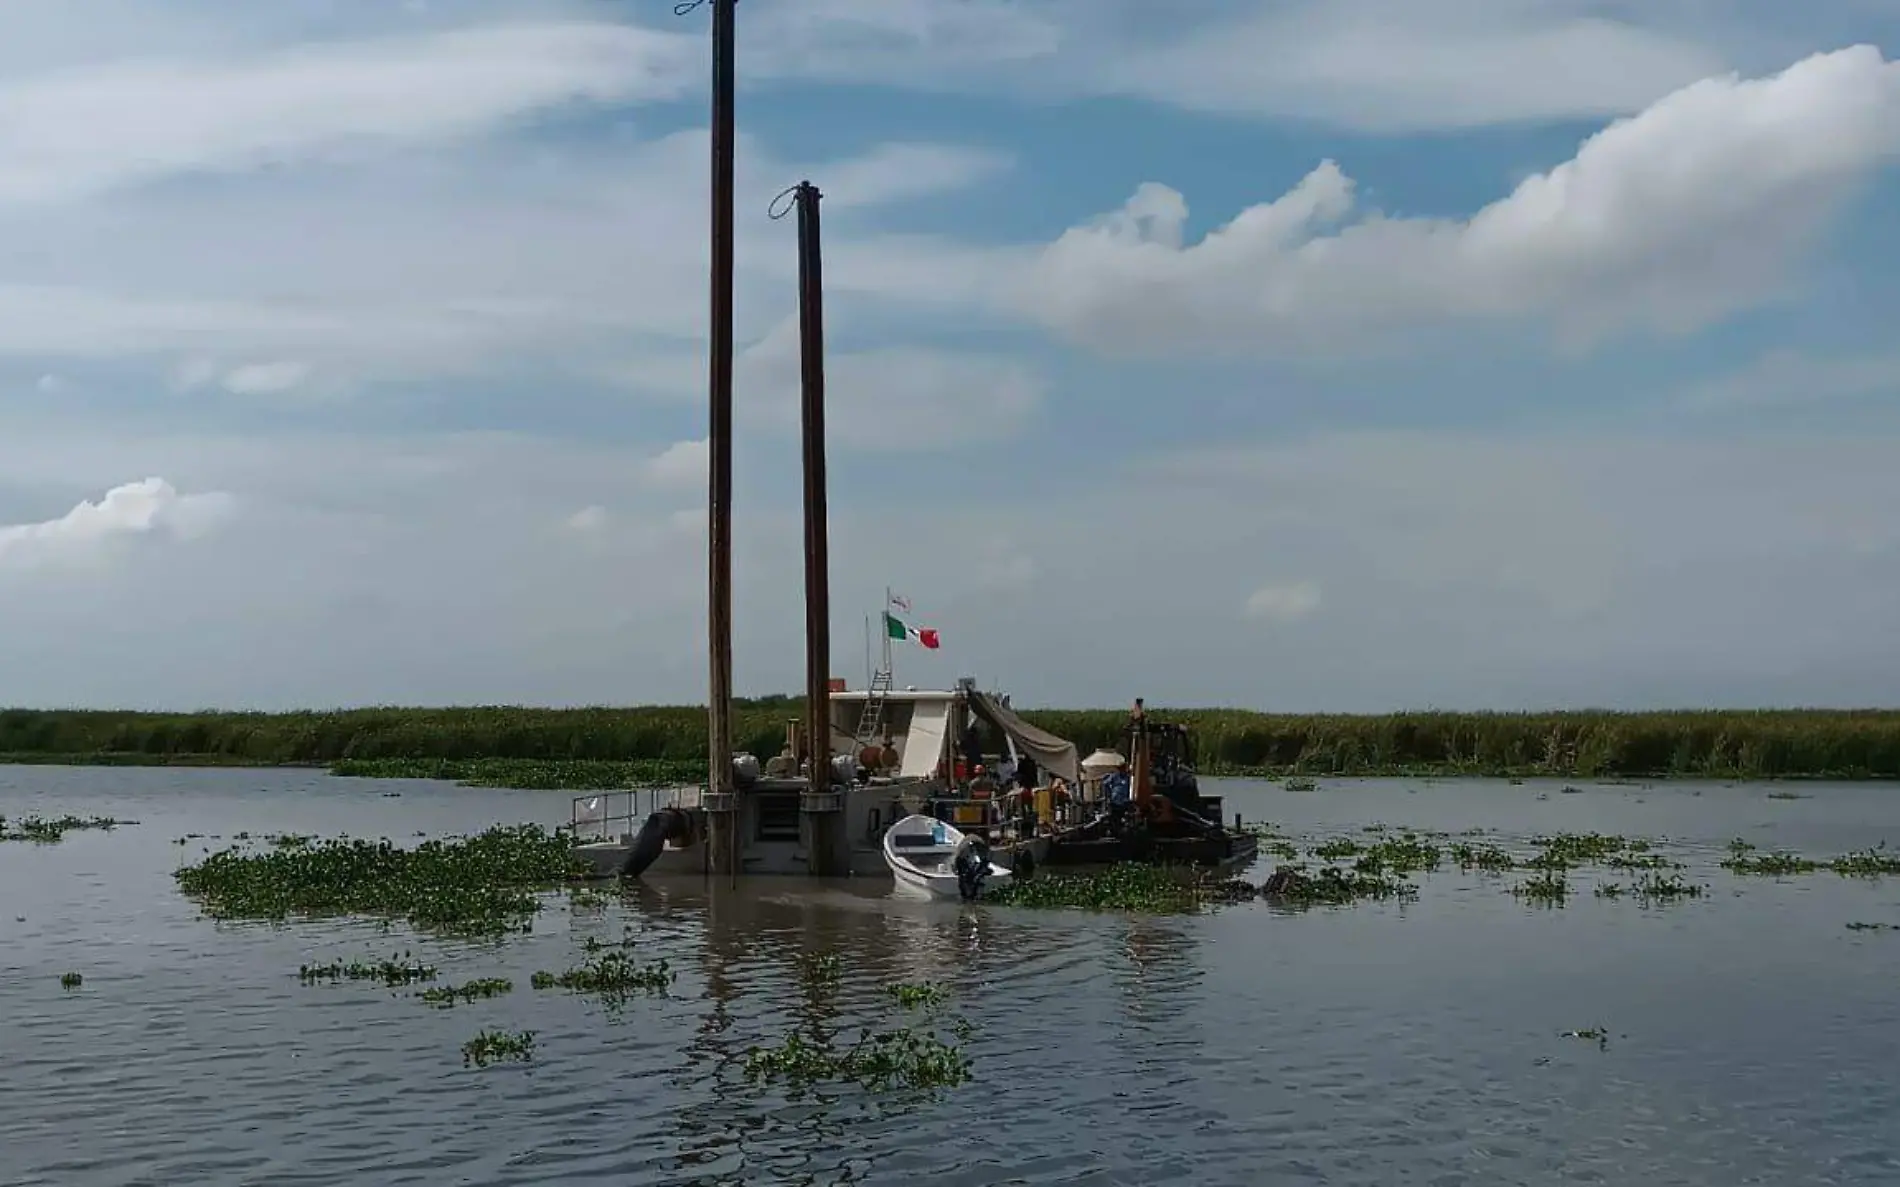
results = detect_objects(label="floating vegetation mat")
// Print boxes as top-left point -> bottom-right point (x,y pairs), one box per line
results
1,814 -> 126,843
298,956 -> 440,986
743,977 -> 971,1094
463,1028 -> 535,1068
1722,839 -> 1900,878
420,978 -> 513,1007
173,824 -> 586,936
59,972 -> 82,989
984,864 -> 1216,913
530,951 -> 674,999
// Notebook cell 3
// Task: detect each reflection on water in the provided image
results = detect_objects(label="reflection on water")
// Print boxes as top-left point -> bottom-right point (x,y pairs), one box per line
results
2,765 -> 1900,1185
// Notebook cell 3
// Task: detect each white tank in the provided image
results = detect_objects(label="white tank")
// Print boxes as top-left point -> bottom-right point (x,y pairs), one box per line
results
831,753 -> 860,786
731,753 -> 762,784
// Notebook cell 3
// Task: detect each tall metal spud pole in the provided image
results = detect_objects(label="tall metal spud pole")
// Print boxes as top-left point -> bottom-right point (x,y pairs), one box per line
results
704,0 -> 738,878
791,181 -> 846,877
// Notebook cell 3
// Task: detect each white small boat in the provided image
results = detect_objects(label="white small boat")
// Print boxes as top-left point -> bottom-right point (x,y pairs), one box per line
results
882,814 -> 1013,901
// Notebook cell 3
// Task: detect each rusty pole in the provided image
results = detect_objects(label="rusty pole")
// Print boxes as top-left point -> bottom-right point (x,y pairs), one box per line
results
793,181 -> 844,877
705,0 -> 739,878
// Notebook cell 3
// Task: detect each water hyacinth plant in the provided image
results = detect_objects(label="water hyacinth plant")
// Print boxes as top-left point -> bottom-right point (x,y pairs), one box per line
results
1,814 -> 126,843
418,978 -> 513,1007
530,951 -> 673,999
743,975 -> 971,1095
174,824 -> 586,936
462,1028 -> 535,1068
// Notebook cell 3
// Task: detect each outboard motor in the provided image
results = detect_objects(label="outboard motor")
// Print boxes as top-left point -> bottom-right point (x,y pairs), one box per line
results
952,834 -> 993,902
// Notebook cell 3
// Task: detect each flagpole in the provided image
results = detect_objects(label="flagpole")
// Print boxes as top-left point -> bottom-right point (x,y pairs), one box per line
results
863,613 -> 872,689
883,585 -> 894,683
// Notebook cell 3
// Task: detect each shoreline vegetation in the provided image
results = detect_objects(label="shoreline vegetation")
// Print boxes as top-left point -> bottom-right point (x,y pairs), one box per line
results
3,704 -> 1900,789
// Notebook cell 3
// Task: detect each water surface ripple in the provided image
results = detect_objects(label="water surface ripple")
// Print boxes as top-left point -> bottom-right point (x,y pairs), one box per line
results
4,768 -> 1900,1185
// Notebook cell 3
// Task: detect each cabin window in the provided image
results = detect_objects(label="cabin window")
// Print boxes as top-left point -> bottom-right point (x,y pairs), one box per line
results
755,792 -> 801,841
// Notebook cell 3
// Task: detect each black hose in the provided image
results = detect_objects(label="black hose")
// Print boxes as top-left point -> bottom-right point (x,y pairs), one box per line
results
619,808 -> 693,878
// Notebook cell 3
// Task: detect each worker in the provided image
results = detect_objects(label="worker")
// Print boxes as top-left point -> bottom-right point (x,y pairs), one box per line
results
877,736 -> 900,773
1015,753 -> 1038,790
969,763 -> 996,797
1102,760 -> 1132,807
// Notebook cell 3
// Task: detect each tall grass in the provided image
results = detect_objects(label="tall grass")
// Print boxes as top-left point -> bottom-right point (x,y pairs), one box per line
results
2,703 -> 1899,779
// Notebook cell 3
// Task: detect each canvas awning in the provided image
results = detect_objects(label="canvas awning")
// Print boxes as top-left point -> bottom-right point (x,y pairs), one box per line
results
900,698 -> 953,779
964,689 -> 1080,785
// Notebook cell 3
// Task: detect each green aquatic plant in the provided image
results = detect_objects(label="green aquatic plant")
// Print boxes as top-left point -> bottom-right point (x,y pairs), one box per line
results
462,1028 -> 535,1067
174,824 -> 585,936
1846,921 -> 1898,931
268,833 -> 314,848
1765,791 -> 1810,800
582,926 -> 639,953
1311,837 -> 1363,860
1561,1027 -> 1610,1050
1,814 -> 126,843
1354,834 -> 1442,875
530,951 -> 673,998
1719,840 -> 1819,876
885,981 -> 949,1009
1830,846 -> 1900,877
1264,863 -> 1416,907
1512,869 -> 1570,905
298,955 -> 439,986
983,863 -> 1211,913
418,977 -> 513,1007
567,886 -> 610,909
1532,832 -> 1650,865
1604,852 -> 1682,871
1282,777 -> 1319,792
1449,842 -> 1517,872
59,971 -> 82,989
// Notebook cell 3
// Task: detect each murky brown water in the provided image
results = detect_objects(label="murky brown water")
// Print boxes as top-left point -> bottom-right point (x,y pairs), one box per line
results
4,766 -> 1900,1185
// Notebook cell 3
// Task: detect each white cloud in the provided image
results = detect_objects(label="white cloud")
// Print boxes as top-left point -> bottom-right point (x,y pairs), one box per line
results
721,316 -> 1043,449
0,476 -> 234,569
1244,582 -> 1321,623
220,360 -> 313,395
1100,2 -> 1733,131
1680,349 -> 1900,410
0,22 -> 697,205
1017,46 -> 1900,358
643,439 -> 708,492
564,504 -> 608,533
0,425 -> 1896,709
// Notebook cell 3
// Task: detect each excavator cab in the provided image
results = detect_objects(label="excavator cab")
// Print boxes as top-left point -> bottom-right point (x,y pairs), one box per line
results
1126,699 -> 1220,834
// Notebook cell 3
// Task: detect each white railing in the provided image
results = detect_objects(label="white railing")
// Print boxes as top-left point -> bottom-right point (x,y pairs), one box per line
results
569,787 -> 689,842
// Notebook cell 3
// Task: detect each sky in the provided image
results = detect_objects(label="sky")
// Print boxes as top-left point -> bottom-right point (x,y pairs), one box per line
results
2,0 -> 1899,713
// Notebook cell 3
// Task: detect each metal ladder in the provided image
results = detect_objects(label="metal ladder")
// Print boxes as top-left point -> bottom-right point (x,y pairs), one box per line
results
854,669 -> 892,746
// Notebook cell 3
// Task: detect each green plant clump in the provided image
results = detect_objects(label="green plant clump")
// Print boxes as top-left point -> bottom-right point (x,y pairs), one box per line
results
1513,869 -> 1570,905
174,824 -> 585,936
886,981 -> 948,1009
1266,863 -> 1418,907
983,864 -> 1211,913
299,956 -> 439,986
59,972 -> 83,989
1720,840 -> 1820,876
1449,842 -> 1517,872
1,814 -> 125,843
745,1026 -> 972,1093
462,1028 -> 535,1067
530,951 -> 673,998
419,977 -> 513,1007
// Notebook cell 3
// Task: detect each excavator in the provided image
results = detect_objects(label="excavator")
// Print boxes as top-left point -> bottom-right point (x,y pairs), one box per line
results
1044,698 -> 1248,868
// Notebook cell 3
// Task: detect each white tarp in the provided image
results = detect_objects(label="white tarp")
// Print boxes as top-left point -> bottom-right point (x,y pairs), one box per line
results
965,690 -> 1081,785
900,699 -> 953,778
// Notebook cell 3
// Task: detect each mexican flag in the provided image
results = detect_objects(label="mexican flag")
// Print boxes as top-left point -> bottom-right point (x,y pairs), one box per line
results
884,611 -> 940,650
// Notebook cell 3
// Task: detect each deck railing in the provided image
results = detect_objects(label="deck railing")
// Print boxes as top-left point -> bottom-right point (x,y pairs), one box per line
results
569,787 -> 689,842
